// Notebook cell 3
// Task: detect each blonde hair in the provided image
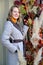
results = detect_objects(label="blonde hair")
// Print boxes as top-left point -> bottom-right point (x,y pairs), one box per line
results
7,5 -> 20,21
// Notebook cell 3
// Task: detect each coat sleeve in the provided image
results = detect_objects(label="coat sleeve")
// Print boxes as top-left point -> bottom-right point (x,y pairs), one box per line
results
22,25 -> 29,39
1,21 -> 18,53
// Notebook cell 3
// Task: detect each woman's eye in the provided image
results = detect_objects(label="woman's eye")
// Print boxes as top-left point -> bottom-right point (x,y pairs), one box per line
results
14,11 -> 19,13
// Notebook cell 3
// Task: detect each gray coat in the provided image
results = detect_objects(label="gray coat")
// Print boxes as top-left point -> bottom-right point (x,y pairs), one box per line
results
1,21 -> 29,65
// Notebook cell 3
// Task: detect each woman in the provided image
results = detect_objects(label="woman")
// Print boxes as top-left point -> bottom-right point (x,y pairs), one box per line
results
1,5 -> 29,65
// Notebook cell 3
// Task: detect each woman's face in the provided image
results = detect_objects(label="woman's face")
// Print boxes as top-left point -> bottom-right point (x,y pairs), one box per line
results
12,7 -> 20,19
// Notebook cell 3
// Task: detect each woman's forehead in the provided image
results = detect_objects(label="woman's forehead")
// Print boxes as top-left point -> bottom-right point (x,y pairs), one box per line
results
13,7 -> 19,11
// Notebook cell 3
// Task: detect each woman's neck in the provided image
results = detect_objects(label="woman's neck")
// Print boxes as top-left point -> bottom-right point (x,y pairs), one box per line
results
10,16 -> 17,23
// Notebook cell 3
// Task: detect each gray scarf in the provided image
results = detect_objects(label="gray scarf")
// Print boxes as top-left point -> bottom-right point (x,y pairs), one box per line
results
10,21 -> 23,35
